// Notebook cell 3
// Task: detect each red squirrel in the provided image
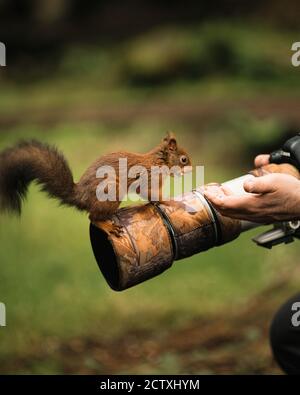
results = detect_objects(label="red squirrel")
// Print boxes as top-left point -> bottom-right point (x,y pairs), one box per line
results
0,132 -> 191,236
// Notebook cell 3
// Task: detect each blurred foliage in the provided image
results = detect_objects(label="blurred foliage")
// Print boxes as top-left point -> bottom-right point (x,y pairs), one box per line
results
1,16 -> 300,374
120,23 -> 292,85
1,19 -> 300,87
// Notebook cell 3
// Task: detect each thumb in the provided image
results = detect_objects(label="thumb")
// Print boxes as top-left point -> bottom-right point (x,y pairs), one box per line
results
243,176 -> 275,194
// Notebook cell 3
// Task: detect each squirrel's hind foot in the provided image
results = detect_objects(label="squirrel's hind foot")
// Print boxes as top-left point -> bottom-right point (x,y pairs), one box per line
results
90,215 -> 124,238
108,222 -> 124,237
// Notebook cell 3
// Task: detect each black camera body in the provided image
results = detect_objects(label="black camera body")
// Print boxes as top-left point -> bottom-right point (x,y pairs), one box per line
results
270,134 -> 300,170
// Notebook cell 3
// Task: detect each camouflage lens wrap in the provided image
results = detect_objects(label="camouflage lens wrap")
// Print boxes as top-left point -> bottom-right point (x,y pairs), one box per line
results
90,191 -> 241,291
90,203 -> 174,291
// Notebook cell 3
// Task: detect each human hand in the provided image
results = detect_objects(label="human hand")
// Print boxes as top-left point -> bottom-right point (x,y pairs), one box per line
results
204,171 -> 300,223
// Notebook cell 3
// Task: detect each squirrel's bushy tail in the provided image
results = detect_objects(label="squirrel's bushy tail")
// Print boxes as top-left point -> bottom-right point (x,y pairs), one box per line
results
0,140 -> 80,215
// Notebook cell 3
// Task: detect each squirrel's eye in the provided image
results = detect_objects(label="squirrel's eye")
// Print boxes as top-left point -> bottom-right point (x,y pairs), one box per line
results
180,155 -> 188,164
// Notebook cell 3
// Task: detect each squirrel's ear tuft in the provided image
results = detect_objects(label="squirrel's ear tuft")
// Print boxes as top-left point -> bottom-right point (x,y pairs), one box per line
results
163,131 -> 177,151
